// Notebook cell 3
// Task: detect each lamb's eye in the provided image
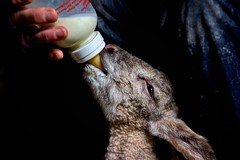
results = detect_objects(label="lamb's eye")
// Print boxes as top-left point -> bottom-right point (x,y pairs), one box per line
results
138,76 -> 155,99
146,83 -> 154,99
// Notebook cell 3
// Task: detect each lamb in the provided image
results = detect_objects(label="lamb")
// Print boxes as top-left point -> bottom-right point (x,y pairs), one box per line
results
83,44 -> 216,160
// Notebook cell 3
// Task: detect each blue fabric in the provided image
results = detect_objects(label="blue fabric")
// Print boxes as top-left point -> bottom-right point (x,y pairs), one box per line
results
181,0 -> 240,122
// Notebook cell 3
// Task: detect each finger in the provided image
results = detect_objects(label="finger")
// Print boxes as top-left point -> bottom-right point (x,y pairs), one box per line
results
29,26 -> 68,43
11,7 -> 58,25
48,49 -> 64,60
11,0 -> 32,6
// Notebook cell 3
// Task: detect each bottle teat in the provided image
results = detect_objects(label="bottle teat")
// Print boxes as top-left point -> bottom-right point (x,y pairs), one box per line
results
88,54 -> 104,71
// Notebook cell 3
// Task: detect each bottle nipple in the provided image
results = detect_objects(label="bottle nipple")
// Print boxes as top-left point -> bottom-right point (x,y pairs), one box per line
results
88,54 -> 104,71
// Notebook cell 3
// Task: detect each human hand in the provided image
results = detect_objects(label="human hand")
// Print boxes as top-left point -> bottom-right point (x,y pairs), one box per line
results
9,0 -> 68,60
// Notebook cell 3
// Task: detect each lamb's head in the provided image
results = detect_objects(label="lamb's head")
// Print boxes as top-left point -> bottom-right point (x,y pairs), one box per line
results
83,44 -> 178,127
83,44 -> 216,160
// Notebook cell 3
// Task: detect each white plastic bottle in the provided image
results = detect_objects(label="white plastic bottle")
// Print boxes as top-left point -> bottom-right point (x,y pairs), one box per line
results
26,0 -> 105,69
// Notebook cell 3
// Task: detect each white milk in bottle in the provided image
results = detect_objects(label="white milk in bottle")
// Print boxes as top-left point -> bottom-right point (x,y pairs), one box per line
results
26,0 -> 106,69
44,13 -> 97,48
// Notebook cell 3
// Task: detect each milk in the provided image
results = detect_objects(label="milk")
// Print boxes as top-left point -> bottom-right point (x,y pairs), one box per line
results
26,0 -> 106,64
45,14 -> 97,48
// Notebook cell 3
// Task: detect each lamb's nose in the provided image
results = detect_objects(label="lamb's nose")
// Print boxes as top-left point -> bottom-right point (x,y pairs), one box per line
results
105,44 -> 118,55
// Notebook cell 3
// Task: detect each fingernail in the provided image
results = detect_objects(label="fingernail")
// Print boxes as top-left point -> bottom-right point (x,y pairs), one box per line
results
49,50 -> 64,60
44,10 -> 56,22
55,28 -> 67,39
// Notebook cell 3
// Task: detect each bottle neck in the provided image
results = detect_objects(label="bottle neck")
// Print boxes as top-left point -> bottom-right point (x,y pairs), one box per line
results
68,31 -> 105,63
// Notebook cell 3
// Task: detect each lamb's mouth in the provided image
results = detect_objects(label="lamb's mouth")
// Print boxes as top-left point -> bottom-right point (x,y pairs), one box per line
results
84,63 -> 108,77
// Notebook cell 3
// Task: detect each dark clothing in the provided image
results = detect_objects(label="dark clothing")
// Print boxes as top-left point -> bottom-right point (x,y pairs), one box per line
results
1,0 -> 240,159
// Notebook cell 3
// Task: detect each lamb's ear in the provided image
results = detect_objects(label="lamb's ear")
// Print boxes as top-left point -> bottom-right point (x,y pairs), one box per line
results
148,118 -> 216,160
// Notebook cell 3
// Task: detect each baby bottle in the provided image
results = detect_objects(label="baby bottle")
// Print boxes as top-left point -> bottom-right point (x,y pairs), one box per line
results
26,0 -> 105,70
